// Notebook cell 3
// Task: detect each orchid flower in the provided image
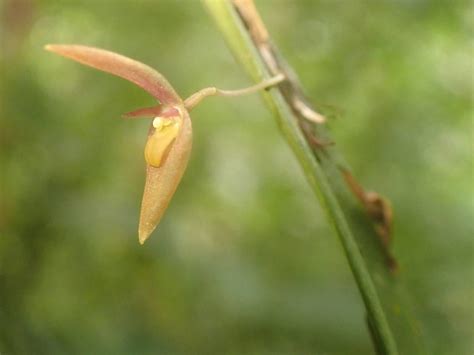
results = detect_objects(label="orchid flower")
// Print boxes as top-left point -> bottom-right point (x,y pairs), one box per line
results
45,44 -> 284,244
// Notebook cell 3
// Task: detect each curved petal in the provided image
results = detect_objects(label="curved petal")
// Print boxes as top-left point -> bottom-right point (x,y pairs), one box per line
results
123,105 -> 181,119
45,44 -> 181,105
123,106 -> 164,119
138,108 -> 192,244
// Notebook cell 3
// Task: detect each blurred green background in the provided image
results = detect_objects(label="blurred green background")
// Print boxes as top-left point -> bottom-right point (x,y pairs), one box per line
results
1,0 -> 472,354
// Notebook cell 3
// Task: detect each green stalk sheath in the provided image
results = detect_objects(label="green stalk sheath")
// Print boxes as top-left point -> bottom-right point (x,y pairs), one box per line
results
202,1 -> 427,354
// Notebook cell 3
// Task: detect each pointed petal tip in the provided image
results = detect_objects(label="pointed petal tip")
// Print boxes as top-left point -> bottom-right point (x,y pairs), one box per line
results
138,228 -> 152,245
44,44 -> 72,56
44,44 -> 66,52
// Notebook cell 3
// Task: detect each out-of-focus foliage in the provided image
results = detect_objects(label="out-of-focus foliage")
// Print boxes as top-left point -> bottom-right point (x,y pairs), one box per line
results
0,0 -> 472,354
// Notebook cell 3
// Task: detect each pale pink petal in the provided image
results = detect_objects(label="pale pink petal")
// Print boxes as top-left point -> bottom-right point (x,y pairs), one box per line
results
45,44 -> 181,105
138,109 -> 193,244
123,106 -> 164,119
123,106 -> 182,119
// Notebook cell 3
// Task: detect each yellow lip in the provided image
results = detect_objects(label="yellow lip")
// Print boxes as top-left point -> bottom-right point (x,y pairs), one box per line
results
144,116 -> 181,167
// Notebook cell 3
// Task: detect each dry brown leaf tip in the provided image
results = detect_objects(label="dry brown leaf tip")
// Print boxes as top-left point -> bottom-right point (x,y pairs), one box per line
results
341,169 -> 397,272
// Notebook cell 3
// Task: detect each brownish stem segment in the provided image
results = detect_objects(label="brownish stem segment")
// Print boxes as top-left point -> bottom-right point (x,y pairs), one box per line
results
232,0 -> 325,124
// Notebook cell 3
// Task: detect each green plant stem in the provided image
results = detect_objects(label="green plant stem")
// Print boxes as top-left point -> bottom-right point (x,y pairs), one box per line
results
202,1 -> 427,354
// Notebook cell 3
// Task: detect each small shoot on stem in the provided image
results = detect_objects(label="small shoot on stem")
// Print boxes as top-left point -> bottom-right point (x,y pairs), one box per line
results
44,44 -> 285,244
